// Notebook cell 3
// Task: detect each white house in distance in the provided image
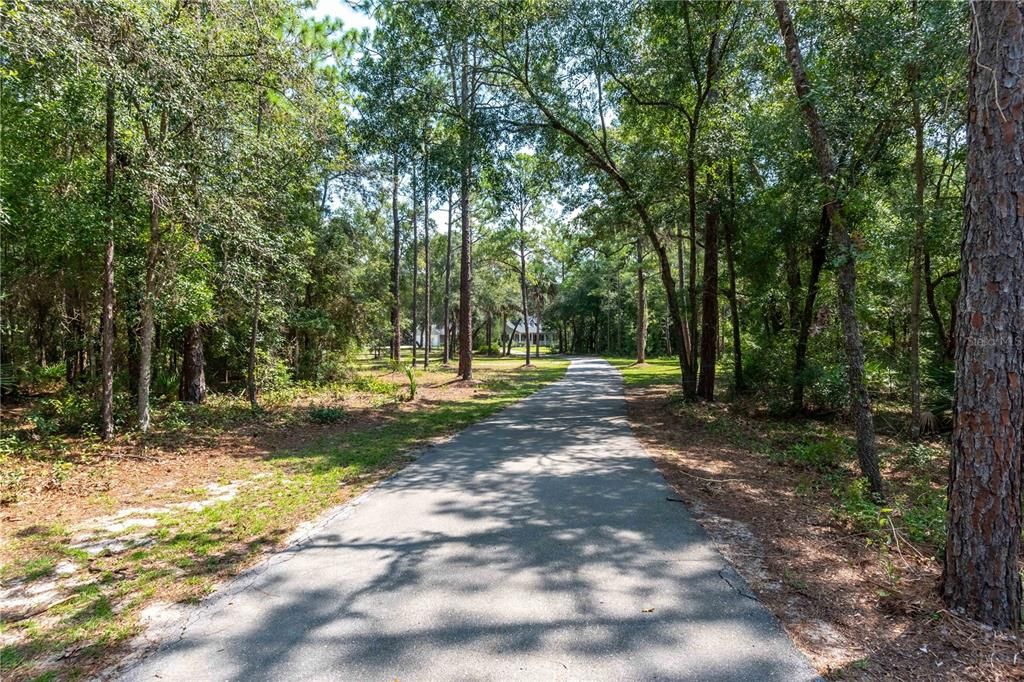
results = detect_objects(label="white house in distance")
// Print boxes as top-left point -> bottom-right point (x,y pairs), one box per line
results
506,316 -> 553,348
419,318 -> 552,350
427,325 -> 446,349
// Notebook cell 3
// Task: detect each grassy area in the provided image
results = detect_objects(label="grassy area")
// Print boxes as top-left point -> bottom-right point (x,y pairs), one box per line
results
605,356 -> 682,388
0,355 -> 568,681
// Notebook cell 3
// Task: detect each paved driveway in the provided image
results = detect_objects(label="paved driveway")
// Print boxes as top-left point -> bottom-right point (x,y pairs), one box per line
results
120,357 -> 817,681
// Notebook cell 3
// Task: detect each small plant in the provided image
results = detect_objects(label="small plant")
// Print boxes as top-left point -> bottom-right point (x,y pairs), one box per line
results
405,365 -> 417,401
782,436 -> 848,473
308,406 -> 345,424
0,464 -> 25,504
835,477 -> 890,539
347,375 -> 399,398
47,460 -> 74,490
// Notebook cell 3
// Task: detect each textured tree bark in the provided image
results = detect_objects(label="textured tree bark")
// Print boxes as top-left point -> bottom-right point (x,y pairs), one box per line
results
410,166 -> 418,366
457,39 -> 473,380
774,0 -> 883,498
100,78 -> 116,441
697,204 -> 719,400
635,239 -> 647,364
391,150 -> 401,364
943,0 -> 1023,630
138,108 -> 167,433
422,140 -> 431,368
675,219 -> 686,351
443,192 -> 453,365
179,324 -> 206,404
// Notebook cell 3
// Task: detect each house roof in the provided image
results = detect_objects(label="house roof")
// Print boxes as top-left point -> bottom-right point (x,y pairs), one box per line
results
506,316 -> 543,333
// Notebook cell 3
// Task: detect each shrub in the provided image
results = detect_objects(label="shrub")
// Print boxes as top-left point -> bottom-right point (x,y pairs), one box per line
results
309,406 -> 345,424
782,436 -> 848,473
478,343 -> 501,356
806,365 -> 849,412
347,375 -> 399,397
257,357 -> 292,392
28,392 -> 96,436
318,351 -> 357,383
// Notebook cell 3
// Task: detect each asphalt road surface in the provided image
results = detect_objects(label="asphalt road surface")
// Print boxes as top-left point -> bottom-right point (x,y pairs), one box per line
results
119,357 -> 818,681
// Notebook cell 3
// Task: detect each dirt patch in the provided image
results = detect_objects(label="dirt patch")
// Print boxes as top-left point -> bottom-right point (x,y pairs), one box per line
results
626,384 -> 1022,681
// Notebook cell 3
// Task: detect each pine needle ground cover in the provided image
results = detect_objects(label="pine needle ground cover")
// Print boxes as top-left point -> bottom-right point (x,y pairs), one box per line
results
607,357 -> 1020,681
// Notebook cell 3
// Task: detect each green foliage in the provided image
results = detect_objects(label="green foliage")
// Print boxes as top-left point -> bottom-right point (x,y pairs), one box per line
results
257,358 -> 293,394
28,393 -> 96,437
346,375 -> 400,398
805,366 -> 850,412
782,436 -> 849,473
923,361 -> 955,424
308,406 -> 346,424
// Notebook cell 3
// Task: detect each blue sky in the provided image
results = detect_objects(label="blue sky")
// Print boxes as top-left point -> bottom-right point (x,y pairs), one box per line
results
310,0 -> 375,31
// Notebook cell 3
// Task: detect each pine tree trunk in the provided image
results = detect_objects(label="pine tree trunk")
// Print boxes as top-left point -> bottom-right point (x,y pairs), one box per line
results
457,39 -> 473,380
422,140 -> 431,368
942,0 -> 1023,630
411,166 -> 418,367
775,0 -> 883,498
697,203 -> 719,400
100,79 -> 116,442
675,220 -> 685,347
391,150 -> 401,364
636,239 -> 647,364
443,192 -> 453,366
179,324 -> 206,403
519,210 -> 531,367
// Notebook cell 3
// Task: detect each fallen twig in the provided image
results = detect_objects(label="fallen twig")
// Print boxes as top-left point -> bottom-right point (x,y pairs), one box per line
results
676,470 -> 747,484
105,452 -> 158,462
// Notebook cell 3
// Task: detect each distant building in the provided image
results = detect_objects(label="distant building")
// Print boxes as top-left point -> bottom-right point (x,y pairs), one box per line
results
428,324 -> 446,349
506,317 -> 553,347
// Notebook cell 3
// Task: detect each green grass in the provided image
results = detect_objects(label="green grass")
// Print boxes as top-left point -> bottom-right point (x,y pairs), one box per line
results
1,357 -> 568,681
604,356 -> 682,387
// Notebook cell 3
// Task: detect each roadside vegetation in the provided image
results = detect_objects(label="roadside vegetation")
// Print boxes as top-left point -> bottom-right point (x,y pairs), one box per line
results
0,354 -> 567,681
